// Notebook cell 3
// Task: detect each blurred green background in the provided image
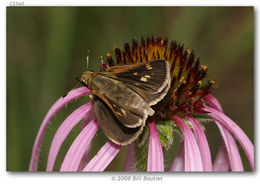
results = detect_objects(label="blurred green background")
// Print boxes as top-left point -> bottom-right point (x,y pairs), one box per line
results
7,7 -> 254,171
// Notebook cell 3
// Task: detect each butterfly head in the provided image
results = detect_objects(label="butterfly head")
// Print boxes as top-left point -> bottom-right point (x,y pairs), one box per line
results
77,71 -> 93,87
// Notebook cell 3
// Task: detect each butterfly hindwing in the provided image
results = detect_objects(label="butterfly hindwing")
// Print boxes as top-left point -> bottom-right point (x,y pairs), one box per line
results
92,97 -> 145,146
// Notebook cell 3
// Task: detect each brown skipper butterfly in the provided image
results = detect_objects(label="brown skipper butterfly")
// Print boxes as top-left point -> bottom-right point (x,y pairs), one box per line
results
78,60 -> 170,146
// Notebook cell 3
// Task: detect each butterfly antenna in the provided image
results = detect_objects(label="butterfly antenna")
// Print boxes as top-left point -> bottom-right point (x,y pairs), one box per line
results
86,50 -> 90,70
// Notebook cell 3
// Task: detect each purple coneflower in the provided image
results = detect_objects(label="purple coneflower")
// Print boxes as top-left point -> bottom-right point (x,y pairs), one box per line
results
29,36 -> 254,172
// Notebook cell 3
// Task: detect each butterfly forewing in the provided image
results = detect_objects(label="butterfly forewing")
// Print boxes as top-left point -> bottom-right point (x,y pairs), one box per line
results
90,74 -> 154,128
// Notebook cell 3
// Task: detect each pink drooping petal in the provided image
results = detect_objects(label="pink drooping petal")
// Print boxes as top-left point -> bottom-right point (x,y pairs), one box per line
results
186,116 -> 212,171
204,95 -> 246,171
147,121 -> 164,171
169,142 -> 184,171
29,87 -> 91,171
83,141 -> 121,171
46,103 -> 93,171
213,142 -> 230,171
123,143 -> 136,171
171,116 -> 203,171
77,114 -> 96,171
201,106 -> 254,170
60,120 -> 99,171
216,122 -> 243,171
204,94 -> 223,112
204,95 -> 232,170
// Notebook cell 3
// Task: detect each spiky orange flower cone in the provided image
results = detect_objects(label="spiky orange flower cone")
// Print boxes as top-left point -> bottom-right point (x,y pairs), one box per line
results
101,36 -> 215,120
